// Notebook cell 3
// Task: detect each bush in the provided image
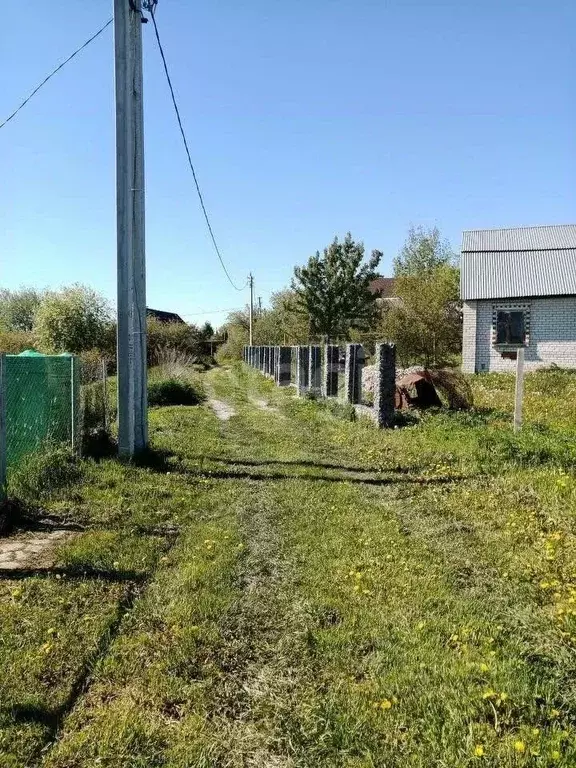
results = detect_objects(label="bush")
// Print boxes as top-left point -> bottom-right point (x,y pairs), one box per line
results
148,377 -> 203,407
147,320 -> 203,366
34,285 -> 112,354
8,446 -> 83,502
0,329 -> 35,354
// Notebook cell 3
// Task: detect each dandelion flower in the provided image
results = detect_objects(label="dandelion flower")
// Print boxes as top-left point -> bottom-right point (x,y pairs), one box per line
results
551,750 -> 561,761
474,745 -> 485,757
380,699 -> 393,710
514,740 -> 526,754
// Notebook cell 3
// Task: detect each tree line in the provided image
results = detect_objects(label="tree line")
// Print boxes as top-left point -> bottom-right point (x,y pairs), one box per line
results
0,285 -> 214,365
219,226 -> 461,368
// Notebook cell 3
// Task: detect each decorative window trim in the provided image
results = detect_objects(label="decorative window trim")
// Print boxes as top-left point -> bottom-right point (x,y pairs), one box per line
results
492,303 -> 531,349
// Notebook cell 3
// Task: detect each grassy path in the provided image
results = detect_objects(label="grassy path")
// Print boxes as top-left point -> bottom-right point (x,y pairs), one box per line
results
2,364 -> 576,766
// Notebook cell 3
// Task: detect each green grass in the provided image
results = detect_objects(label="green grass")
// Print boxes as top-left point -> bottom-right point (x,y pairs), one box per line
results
2,364 -> 576,765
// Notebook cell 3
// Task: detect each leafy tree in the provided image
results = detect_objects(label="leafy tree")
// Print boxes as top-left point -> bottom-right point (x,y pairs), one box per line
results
255,290 -> 309,345
382,227 -> 461,367
34,285 -> 112,354
199,321 -> 214,339
292,233 -> 382,341
0,287 -> 43,332
394,225 -> 454,276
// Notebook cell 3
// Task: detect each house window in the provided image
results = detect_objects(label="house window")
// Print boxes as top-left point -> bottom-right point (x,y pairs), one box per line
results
496,310 -> 525,345
492,304 -> 530,348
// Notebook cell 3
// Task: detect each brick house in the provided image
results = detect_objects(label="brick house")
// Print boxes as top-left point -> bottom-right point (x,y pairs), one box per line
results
461,225 -> 576,373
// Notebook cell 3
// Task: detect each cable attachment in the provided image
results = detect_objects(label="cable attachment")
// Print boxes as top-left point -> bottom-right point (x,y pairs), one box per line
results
129,0 -> 151,23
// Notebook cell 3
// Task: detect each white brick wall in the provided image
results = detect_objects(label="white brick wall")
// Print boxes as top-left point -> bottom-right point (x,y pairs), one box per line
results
464,296 -> 576,372
461,301 -> 477,373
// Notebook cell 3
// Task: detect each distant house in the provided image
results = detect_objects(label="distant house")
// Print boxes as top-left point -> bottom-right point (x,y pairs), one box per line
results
369,277 -> 400,307
461,225 -> 576,373
146,308 -> 185,324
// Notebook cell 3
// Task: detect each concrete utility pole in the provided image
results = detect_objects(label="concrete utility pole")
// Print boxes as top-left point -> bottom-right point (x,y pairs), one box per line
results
114,0 -> 148,457
249,273 -> 254,346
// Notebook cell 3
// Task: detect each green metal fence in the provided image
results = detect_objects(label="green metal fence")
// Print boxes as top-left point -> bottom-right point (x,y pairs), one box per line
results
0,351 -> 81,497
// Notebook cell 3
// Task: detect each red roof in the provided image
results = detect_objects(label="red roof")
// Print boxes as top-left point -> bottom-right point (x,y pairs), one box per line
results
369,277 -> 396,297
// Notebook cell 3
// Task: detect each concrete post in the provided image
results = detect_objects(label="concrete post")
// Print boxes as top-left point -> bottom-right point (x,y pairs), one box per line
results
344,344 -> 362,404
259,346 -> 264,372
374,343 -> 396,428
274,346 -> 280,384
323,344 -> 339,397
309,345 -> 321,394
296,346 -> 310,396
268,346 -> 274,378
278,347 -> 292,386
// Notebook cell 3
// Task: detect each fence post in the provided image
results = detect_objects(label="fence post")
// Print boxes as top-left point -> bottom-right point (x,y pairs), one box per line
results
309,346 -> 321,394
278,347 -> 292,386
374,343 -> 396,428
274,346 -> 280,384
344,344 -> 362,404
0,354 -> 6,501
296,346 -> 310,396
323,344 -> 339,397
102,358 -> 109,432
514,347 -> 525,433
70,355 -> 77,454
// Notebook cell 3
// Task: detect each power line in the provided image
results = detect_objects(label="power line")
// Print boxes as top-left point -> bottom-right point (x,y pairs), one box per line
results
180,306 -> 244,316
0,18 -> 113,131
147,5 -> 248,292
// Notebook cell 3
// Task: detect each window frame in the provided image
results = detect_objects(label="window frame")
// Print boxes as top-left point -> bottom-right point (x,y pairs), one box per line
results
491,303 -> 530,350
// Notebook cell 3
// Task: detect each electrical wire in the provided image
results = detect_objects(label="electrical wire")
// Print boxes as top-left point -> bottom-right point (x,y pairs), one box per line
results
147,6 -> 248,292
180,307 -> 244,316
0,18 -> 113,131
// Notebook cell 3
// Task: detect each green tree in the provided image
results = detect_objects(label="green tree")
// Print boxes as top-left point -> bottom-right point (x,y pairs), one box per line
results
394,225 -> 454,276
292,233 -> 382,341
0,287 -> 43,332
383,227 -> 461,367
34,285 -> 112,354
199,321 -> 214,339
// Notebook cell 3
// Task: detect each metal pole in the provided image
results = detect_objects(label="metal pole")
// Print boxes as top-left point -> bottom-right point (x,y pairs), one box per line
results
0,354 -> 6,501
514,347 -> 525,433
115,0 -> 148,457
70,356 -> 76,453
102,358 -> 109,432
249,273 -> 254,346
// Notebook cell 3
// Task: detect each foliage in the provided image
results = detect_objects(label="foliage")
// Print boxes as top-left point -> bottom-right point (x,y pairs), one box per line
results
382,227 -> 461,366
217,290 -> 309,360
147,318 -> 202,366
8,445 -> 82,502
0,287 -> 43,332
199,321 -> 214,339
393,225 -> 455,276
148,377 -> 204,407
0,329 -> 35,354
33,284 -> 112,354
292,233 -> 382,340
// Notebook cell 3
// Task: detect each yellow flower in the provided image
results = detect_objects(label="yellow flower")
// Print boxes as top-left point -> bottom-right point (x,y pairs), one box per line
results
531,728 -> 540,736
551,750 -> 561,761
380,699 -> 393,710
550,709 -> 560,718
514,740 -> 526,754
474,745 -> 485,757
479,663 -> 490,673
482,689 -> 496,700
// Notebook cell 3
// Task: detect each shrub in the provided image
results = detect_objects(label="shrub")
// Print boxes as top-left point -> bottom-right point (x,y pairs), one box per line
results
148,377 -> 203,407
34,285 -> 112,354
0,329 -> 35,354
8,445 -> 83,502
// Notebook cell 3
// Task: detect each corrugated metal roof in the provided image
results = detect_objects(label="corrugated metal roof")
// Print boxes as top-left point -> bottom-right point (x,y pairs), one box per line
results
461,249 -> 576,300
460,225 -> 576,300
462,224 -> 576,253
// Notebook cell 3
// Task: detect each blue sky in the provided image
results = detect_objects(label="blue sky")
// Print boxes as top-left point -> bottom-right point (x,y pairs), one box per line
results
1,0 -> 575,329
